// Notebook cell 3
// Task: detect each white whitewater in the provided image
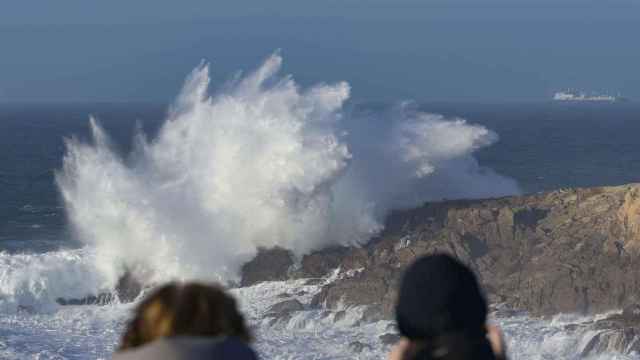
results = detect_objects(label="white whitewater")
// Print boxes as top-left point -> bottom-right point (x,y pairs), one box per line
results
0,54 -> 627,359
0,268 -> 636,359
55,52 -> 518,287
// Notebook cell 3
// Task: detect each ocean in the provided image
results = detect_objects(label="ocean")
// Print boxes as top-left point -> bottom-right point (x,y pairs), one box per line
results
1,57 -> 640,359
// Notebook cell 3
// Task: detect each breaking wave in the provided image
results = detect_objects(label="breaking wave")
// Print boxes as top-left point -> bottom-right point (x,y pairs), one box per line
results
54,53 -> 519,287
0,248 -> 107,312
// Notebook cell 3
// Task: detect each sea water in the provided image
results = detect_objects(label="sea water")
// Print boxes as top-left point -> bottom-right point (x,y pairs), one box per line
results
2,56 -> 640,359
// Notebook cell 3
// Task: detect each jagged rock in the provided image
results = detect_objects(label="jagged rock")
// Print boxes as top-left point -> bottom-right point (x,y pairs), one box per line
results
622,304 -> 640,320
303,183 -> 640,320
241,247 -> 294,286
297,247 -> 348,278
360,305 -> 388,323
240,183 -> 640,355
303,278 -> 324,286
379,333 -> 401,346
311,266 -> 399,319
56,292 -> 115,306
581,328 -> 640,356
115,270 -> 143,302
266,299 -> 304,318
489,303 -> 523,318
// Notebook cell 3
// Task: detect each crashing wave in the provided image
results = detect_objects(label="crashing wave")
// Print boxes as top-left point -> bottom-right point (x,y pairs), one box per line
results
53,53 -> 518,288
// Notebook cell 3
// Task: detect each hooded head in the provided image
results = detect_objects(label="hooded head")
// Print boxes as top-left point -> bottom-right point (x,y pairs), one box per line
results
396,254 -> 488,340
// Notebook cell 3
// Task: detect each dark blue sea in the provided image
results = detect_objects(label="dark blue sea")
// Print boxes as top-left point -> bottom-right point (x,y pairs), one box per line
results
1,99 -> 639,359
1,101 -> 638,251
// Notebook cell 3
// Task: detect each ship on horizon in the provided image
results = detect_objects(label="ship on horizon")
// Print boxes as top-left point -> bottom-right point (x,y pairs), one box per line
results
553,90 -> 625,102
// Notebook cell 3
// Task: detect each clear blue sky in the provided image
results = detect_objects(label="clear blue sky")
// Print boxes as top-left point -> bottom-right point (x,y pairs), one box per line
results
1,0 -> 639,102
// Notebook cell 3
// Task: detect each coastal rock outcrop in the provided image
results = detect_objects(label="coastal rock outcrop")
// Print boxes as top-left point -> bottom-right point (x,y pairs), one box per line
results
241,247 -> 294,287
242,183 -> 640,354
579,310 -> 640,356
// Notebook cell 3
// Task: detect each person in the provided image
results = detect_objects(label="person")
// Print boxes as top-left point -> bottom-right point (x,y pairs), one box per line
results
113,282 -> 258,360
389,254 -> 507,360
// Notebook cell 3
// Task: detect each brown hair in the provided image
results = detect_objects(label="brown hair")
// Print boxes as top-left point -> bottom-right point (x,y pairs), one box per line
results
119,282 -> 251,350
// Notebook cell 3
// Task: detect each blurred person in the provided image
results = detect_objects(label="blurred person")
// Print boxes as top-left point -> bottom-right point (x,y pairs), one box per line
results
113,282 -> 258,360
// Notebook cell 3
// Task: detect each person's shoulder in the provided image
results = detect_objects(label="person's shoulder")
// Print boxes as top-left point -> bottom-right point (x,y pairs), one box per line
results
112,336 -> 258,360
211,337 -> 259,359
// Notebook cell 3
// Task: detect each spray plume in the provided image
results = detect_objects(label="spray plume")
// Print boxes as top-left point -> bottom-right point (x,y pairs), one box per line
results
56,53 -> 519,286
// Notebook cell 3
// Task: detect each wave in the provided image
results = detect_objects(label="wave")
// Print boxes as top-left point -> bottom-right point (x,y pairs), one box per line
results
0,270 -> 636,359
53,52 -> 519,286
0,248 -> 112,313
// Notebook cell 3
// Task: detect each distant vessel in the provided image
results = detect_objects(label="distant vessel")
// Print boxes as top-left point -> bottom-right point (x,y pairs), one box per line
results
553,91 -> 622,102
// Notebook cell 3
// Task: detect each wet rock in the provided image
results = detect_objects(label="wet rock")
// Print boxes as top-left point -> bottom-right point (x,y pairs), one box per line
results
266,299 -> 304,318
489,303 -> 523,318
265,317 -> 279,327
379,333 -> 401,347
311,266 -> 399,320
348,341 -> 373,353
56,270 -> 144,306
581,328 -> 640,356
56,292 -> 115,306
303,278 -> 324,286
239,183 -> 640,355
563,323 -> 585,332
297,247 -> 348,278
241,247 -> 294,286
622,304 -> 640,320
573,305 -> 640,356
333,310 -> 347,322
115,270 -> 143,302
305,183 -> 640,319
360,305 -> 387,324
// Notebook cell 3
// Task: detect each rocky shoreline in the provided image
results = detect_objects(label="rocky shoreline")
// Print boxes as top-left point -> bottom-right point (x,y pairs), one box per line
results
241,183 -> 640,355
58,183 -> 640,355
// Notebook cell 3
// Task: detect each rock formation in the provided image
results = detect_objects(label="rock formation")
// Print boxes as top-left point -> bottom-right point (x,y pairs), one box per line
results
242,183 -> 640,354
56,269 -> 144,306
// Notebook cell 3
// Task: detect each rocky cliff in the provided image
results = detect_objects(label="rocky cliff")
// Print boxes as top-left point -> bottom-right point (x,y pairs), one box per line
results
242,183 -> 640,353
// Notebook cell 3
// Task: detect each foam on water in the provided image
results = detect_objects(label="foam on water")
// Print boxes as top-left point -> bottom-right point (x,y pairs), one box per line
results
498,313 -> 638,360
0,54 -> 627,358
0,249 -> 111,313
0,304 -> 128,360
0,269 -> 635,359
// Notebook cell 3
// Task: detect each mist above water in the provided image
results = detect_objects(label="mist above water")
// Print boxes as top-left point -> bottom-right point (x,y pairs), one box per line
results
55,53 -> 519,286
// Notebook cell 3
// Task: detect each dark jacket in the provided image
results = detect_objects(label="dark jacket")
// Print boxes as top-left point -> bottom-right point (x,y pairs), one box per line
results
112,336 -> 258,360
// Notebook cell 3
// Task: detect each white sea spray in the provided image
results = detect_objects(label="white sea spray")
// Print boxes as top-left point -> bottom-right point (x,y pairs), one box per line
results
54,53 -> 518,287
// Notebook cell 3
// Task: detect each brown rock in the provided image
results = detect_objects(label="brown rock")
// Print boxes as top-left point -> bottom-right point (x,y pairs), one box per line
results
241,247 -> 293,286
300,183 -> 640,321
266,299 -> 304,317
240,183 -> 640,344
297,246 -> 349,278
580,306 -> 640,356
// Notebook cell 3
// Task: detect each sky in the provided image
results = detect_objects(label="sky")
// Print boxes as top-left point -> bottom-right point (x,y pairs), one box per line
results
1,0 -> 639,102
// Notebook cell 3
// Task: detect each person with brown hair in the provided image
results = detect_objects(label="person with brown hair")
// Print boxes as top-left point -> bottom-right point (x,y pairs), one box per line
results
389,254 -> 507,360
113,282 -> 258,360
